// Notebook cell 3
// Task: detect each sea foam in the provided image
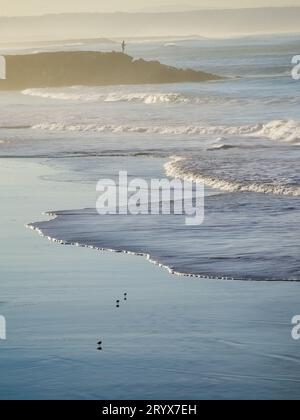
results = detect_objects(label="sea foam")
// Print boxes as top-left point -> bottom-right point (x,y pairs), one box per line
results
165,156 -> 300,197
31,120 -> 300,145
22,88 -> 300,106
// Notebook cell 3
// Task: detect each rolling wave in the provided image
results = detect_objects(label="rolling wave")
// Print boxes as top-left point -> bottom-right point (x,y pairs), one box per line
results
253,120 -> 300,144
165,156 -> 300,197
31,120 -> 300,145
22,88 -> 300,106
22,89 -> 188,104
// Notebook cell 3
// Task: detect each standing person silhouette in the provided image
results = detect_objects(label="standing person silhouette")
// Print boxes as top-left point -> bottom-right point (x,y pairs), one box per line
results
122,40 -> 126,54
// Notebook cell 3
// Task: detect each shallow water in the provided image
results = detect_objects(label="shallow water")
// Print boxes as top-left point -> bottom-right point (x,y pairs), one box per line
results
29,157 -> 300,281
1,160 -> 300,400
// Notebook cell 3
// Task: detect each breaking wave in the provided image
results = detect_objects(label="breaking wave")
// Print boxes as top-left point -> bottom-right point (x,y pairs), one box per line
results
22,88 -> 300,106
165,156 -> 300,197
22,89 -> 190,104
252,120 -> 300,144
31,119 -> 300,145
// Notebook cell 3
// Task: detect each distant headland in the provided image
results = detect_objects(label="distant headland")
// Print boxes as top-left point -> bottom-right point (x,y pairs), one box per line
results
0,51 -> 220,90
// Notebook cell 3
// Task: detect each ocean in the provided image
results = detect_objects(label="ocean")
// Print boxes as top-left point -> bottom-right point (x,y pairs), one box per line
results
0,34 -> 299,281
0,34 -> 300,400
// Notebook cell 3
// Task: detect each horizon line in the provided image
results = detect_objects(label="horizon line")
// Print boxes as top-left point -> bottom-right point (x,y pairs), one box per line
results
1,5 -> 300,19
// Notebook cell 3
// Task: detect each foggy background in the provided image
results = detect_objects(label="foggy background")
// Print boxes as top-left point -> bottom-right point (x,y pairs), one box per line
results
0,2 -> 299,42
0,0 -> 299,15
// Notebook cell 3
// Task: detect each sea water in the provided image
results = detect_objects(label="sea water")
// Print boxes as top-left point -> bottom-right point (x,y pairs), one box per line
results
0,33 -> 300,400
0,34 -> 298,280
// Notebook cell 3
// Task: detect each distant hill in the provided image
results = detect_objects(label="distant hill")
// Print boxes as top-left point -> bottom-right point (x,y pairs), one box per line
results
0,37 -> 116,48
0,8 -> 299,41
0,51 -> 220,90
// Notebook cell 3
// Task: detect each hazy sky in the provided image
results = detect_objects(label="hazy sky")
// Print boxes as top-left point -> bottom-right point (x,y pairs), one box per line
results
0,0 -> 299,16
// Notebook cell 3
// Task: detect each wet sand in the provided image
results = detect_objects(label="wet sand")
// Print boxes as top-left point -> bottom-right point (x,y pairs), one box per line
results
0,158 -> 300,400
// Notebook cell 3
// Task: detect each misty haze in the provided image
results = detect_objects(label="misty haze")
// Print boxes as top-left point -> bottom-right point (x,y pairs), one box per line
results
0,7 -> 300,42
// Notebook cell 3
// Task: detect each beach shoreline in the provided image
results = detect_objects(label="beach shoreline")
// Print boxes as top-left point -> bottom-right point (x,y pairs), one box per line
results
1,158 -> 300,399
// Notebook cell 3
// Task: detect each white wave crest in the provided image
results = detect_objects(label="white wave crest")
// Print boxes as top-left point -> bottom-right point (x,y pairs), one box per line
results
251,120 -> 300,144
165,156 -> 300,197
22,88 -> 300,107
22,89 -> 188,104
31,119 -> 300,145
104,92 -> 187,104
